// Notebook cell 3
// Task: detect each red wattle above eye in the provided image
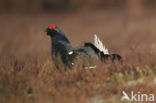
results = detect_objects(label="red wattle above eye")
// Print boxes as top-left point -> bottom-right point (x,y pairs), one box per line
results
48,24 -> 56,29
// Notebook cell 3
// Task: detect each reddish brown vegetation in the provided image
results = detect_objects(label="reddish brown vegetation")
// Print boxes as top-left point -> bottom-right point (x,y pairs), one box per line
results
0,8 -> 156,103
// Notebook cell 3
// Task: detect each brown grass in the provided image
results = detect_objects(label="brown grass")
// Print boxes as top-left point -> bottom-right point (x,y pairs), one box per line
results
0,10 -> 156,103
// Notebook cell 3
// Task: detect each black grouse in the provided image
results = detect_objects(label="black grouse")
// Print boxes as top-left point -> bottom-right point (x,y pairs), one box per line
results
46,24 -> 121,69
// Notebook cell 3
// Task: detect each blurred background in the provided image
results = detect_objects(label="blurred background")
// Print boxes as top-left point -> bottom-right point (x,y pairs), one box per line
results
0,1 -> 156,103
0,0 -> 156,62
0,0 -> 156,13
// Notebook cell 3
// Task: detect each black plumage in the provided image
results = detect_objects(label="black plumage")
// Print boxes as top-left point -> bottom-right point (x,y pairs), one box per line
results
46,24 -> 122,69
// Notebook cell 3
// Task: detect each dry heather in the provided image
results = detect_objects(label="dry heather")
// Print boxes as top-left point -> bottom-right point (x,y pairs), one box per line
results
0,11 -> 156,103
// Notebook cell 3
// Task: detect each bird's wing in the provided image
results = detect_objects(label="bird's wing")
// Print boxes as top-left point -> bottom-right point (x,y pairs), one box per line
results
84,42 -> 100,54
57,40 -> 73,52
94,34 -> 109,54
52,40 -> 77,68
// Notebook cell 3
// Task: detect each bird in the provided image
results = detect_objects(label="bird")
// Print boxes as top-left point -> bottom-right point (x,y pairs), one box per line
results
45,24 -> 122,69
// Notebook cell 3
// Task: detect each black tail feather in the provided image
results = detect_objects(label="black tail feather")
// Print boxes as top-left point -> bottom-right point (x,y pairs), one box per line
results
100,52 -> 122,62
84,42 -> 100,54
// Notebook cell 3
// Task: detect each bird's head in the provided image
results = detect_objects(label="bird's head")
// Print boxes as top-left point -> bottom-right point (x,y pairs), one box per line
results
46,24 -> 60,36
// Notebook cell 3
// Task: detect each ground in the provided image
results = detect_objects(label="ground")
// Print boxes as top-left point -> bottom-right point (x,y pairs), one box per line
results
0,11 -> 156,103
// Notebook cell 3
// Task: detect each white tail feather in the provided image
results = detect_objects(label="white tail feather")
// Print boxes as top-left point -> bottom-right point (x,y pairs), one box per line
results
94,34 -> 109,54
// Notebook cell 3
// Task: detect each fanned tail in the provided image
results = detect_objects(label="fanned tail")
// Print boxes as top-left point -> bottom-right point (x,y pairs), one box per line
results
94,34 -> 109,54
